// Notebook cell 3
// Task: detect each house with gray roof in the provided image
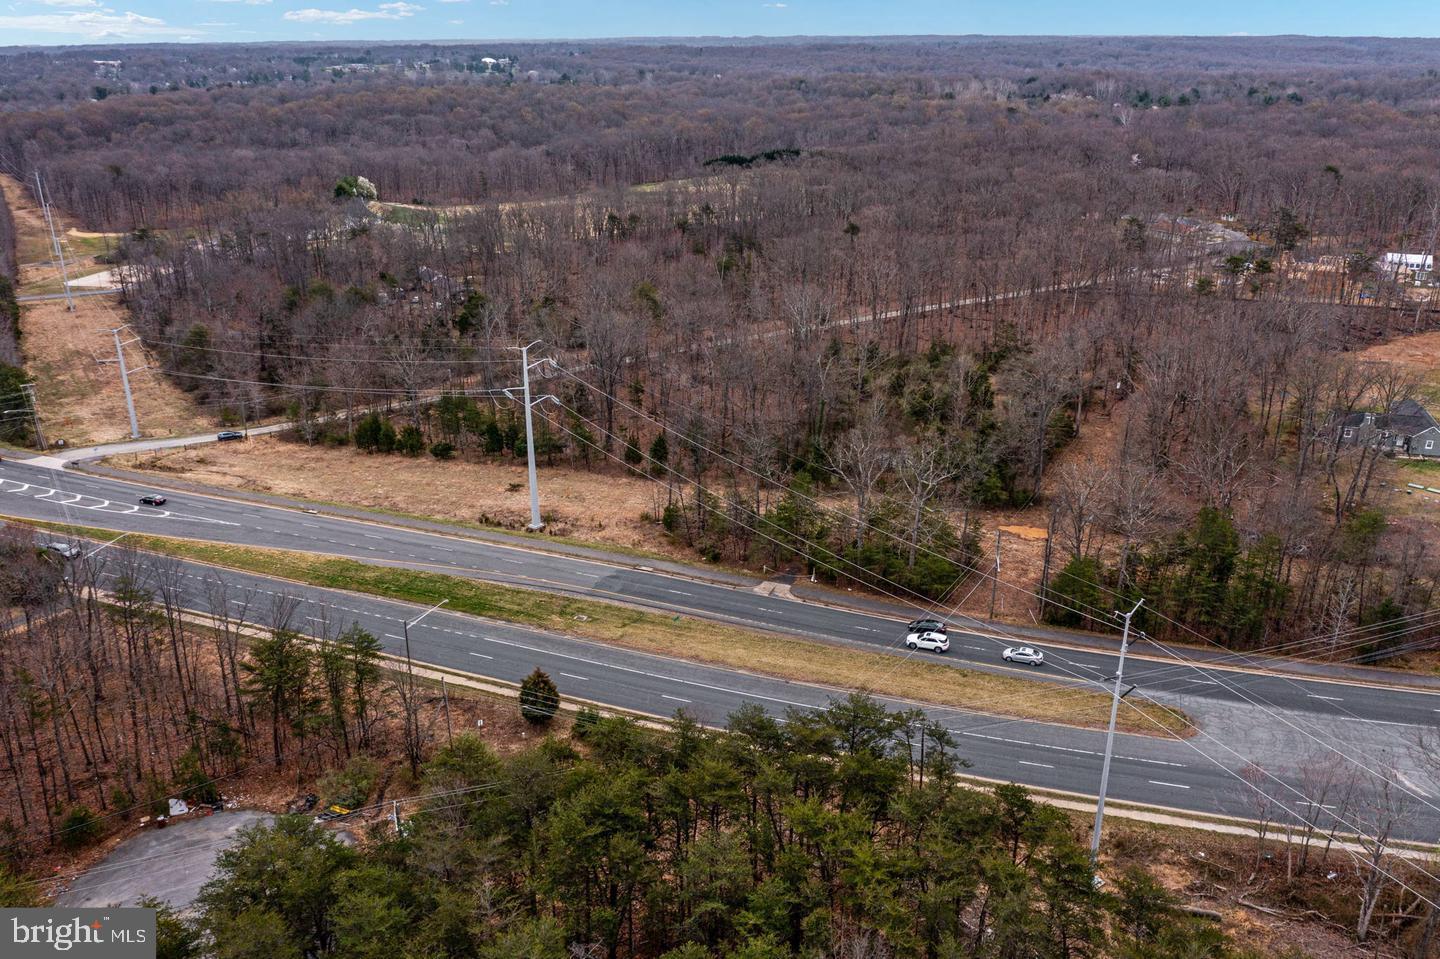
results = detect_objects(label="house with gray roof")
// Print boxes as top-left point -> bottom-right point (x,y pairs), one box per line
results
1337,399 -> 1440,458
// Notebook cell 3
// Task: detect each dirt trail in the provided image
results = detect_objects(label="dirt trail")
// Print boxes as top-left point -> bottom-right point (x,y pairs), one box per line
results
0,174 -> 207,446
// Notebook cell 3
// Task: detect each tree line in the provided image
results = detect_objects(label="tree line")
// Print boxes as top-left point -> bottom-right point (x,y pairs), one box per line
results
3,39 -> 1439,657
148,699 -> 1254,959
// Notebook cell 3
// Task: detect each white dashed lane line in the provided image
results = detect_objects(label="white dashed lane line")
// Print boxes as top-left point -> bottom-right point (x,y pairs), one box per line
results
957,730 -> 1185,768
559,672 -> 590,682
661,694 -> 692,704
468,652 -> 494,660
1148,780 -> 1190,789
1018,760 -> 1054,769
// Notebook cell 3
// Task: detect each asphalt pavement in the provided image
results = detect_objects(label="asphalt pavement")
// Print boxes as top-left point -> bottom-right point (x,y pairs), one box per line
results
3,457 -> 1439,840
58,810 -> 272,909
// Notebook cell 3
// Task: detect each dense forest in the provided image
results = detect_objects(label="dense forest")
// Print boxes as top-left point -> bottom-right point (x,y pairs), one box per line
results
2,37 -> 1440,658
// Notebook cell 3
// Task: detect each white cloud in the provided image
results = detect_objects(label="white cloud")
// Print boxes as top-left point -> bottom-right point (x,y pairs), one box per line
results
284,1 -> 422,22
38,0 -> 103,9
0,9 -> 194,38
207,1 -> 273,5
438,0 -> 468,4
489,0 -> 508,6
447,18 -> 461,23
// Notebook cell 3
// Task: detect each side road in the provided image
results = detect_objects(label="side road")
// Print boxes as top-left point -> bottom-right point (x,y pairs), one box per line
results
44,450 -> 1440,695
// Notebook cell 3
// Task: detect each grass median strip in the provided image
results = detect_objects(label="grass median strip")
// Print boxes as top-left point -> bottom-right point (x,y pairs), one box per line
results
20,520 -> 1192,736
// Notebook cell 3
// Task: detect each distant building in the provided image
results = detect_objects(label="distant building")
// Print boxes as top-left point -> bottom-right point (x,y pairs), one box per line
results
1382,252 -> 1434,281
1337,399 -> 1440,458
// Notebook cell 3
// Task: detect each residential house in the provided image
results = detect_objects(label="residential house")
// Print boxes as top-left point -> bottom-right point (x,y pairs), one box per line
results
1337,399 -> 1440,458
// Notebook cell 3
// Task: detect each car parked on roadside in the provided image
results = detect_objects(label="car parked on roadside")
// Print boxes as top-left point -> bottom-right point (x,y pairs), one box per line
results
906,617 -> 948,635
1002,646 -> 1045,667
216,430 -> 245,441
42,541 -> 82,560
139,494 -> 167,506
905,630 -> 950,653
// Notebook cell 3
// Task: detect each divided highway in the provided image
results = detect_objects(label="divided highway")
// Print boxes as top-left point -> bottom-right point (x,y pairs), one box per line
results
83,552 -> 1401,835
2,458 -> 1438,838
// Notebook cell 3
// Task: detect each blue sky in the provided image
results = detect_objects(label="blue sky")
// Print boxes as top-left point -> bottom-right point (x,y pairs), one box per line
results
2,0 -> 1439,47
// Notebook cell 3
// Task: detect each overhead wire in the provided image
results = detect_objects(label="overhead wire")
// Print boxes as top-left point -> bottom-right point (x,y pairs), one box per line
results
544,374 -> 1440,851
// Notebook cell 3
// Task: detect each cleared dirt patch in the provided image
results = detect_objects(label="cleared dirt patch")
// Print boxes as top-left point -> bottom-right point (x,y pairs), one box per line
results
1,174 -> 210,446
1356,329 -> 1440,404
117,435 -> 689,557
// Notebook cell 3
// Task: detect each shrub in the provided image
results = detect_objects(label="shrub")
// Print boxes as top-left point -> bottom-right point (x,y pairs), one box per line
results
56,805 -> 104,850
519,669 -> 559,725
1044,556 -> 1106,629
317,755 -> 380,810
623,433 -> 644,466
649,432 -> 669,474
376,419 -> 397,454
173,746 -> 219,806
572,706 -> 602,740
429,441 -> 456,460
398,425 -> 424,456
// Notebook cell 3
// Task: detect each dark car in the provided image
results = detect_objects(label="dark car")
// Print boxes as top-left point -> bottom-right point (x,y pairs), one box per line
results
216,430 -> 245,441
139,494 -> 167,506
906,617 -> 948,635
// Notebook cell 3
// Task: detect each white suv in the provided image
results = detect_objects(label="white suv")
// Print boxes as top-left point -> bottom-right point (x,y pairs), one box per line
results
905,631 -> 950,653
1003,646 -> 1045,667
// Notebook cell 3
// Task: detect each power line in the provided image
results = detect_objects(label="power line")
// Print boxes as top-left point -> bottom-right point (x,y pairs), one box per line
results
540,391 -> 1440,851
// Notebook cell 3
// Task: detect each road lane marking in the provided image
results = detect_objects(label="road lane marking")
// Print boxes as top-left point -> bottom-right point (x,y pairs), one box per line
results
1148,780 -> 1190,789
447,634 -> 818,711
559,672 -> 590,681
384,633 -> 405,640
665,589 -> 695,596
468,652 -> 493,660
957,730 -> 1185,767
1307,694 -> 1344,702
661,694 -> 691,703
1018,760 -> 1054,769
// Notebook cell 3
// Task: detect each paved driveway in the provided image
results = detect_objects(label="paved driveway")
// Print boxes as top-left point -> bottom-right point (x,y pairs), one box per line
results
58,810 -> 273,909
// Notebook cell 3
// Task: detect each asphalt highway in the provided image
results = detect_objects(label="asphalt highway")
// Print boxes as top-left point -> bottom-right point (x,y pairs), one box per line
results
83,552 -> 1423,838
3,458 -> 1439,839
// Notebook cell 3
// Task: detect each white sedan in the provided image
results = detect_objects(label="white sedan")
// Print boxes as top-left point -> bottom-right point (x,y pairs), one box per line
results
1002,646 -> 1045,667
905,631 -> 951,653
